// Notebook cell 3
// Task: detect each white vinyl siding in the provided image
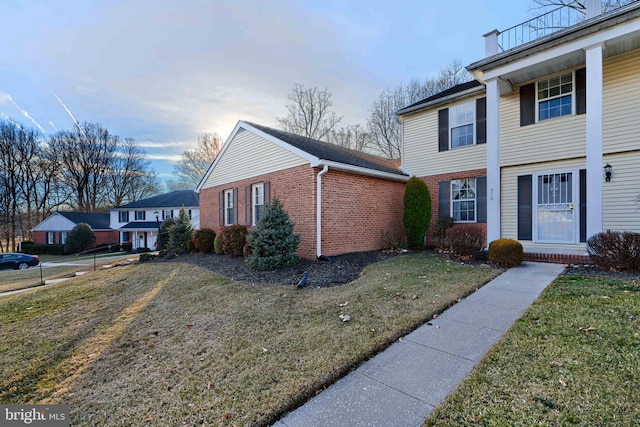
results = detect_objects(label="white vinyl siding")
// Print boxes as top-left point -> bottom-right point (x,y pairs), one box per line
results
500,90 -> 585,167
402,96 -> 487,177
201,131 -> 307,189
602,151 -> 640,233
603,49 -> 640,154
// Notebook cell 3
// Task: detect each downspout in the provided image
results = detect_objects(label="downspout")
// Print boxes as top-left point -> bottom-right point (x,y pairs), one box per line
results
316,164 -> 329,258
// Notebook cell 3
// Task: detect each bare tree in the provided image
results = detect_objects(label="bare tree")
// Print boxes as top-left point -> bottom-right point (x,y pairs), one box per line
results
277,84 -> 342,141
106,138 -> 160,206
531,0 -> 635,13
367,60 -> 470,159
327,125 -> 371,152
168,132 -> 222,191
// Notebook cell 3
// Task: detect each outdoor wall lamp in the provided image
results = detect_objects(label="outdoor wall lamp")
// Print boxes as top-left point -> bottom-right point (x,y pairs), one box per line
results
604,163 -> 613,182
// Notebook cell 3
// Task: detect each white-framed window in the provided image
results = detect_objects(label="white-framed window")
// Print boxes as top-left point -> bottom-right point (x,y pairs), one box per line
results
60,232 -> 68,244
135,210 -> 145,221
224,189 -> 234,225
451,178 -> 476,222
119,211 -> 129,222
47,232 -> 55,244
537,72 -> 573,121
449,101 -> 475,149
122,231 -> 131,243
252,183 -> 264,225
162,210 -> 173,220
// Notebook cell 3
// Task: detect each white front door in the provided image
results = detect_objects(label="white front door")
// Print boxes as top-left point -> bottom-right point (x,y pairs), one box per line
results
534,171 -> 578,244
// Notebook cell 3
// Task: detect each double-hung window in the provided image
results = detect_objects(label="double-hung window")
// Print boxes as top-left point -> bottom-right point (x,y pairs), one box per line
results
47,232 -> 55,244
252,183 -> 264,225
135,210 -> 145,221
449,101 -> 475,149
451,178 -> 476,222
225,189 -> 234,225
60,232 -> 68,244
537,72 -> 573,121
163,210 -> 173,220
119,211 -> 129,222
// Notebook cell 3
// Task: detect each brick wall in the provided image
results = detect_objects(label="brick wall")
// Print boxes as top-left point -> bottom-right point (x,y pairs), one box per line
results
31,230 -> 118,246
417,168 -> 487,245
199,165 -> 407,259
320,170 -> 406,256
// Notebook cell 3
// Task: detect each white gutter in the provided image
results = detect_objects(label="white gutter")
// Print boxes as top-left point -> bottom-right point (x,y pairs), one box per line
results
318,160 -> 410,182
316,164 -> 329,258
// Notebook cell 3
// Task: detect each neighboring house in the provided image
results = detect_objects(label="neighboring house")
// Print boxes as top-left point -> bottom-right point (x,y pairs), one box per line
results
196,121 -> 410,259
31,212 -> 118,246
399,1 -> 640,263
109,190 -> 200,250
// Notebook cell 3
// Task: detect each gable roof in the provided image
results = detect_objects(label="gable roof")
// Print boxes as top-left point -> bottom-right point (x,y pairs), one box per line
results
57,212 -> 111,230
396,80 -> 485,116
197,121 -> 409,190
113,190 -> 199,210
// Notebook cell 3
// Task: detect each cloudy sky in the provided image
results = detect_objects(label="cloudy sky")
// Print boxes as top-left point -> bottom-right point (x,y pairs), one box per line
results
1,0 -> 536,183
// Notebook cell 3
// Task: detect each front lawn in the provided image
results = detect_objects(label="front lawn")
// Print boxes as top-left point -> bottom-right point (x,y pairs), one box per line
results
0,253 -> 498,426
425,275 -> 640,426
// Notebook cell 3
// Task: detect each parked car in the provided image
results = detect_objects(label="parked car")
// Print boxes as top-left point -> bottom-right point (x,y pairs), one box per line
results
0,253 -> 40,270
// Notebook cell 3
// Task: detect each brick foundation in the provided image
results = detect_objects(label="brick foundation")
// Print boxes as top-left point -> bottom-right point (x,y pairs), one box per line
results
524,252 -> 590,265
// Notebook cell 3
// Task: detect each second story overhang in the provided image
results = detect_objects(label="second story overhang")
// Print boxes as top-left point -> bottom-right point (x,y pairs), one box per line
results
468,2 -> 640,95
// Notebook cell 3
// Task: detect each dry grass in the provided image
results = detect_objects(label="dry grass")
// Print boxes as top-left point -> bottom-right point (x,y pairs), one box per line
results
425,275 -> 640,426
0,253 -> 498,426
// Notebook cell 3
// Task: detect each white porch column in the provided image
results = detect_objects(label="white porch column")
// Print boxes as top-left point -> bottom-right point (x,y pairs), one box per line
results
486,77 -> 501,243
585,42 -> 604,239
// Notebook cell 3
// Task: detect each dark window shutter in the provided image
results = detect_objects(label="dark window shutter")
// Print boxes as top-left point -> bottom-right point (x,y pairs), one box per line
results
264,181 -> 271,207
438,180 -> 450,218
576,68 -> 586,115
476,97 -> 487,145
476,176 -> 487,223
517,175 -> 533,240
580,169 -> 587,242
232,188 -> 238,225
438,108 -> 449,152
245,186 -> 251,225
520,83 -> 535,126
218,191 -> 224,225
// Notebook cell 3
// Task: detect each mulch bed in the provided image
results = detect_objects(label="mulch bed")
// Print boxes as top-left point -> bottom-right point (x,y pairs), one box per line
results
146,250 -> 640,287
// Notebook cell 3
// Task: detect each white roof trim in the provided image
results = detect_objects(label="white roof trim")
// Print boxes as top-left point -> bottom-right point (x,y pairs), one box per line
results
319,160 -> 410,181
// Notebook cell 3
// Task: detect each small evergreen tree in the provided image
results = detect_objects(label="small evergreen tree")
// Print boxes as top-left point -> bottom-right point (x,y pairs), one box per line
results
248,198 -> 300,270
64,223 -> 96,254
167,208 -> 194,252
403,177 -> 432,248
159,217 -> 176,250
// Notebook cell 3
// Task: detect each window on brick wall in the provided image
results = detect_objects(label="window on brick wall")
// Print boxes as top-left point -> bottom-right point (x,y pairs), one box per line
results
47,232 -> 55,244
225,189 -> 234,225
253,183 -> 264,225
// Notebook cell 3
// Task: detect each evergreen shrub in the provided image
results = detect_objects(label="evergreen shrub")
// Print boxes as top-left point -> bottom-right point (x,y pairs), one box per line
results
64,223 -> 96,254
214,234 -> 223,255
248,198 -> 300,270
193,229 -> 216,253
403,177 -> 432,248
221,225 -> 248,256
167,209 -> 194,252
488,238 -> 523,267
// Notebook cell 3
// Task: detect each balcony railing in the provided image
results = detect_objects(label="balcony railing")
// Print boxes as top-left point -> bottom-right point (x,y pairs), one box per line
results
496,1 -> 634,52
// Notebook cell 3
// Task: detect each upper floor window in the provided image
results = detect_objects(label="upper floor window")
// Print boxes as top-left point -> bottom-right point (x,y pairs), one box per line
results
253,183 -> 264,225
119,211 -> 129,222
438,97 -> 486,152
451,178 -> 476,222
163,210 -> 173,220
449,101 -> 475,149
225,189 -> 234,226
135,210 -> 145,221
537,72 -> 573,121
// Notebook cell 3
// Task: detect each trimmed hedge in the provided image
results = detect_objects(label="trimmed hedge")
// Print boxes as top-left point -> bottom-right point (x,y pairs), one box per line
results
22,243 -> 65,255
488,238 -> 523,267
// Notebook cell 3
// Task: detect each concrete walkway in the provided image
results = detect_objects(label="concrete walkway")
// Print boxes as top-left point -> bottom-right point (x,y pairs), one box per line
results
274,261 -> 565,427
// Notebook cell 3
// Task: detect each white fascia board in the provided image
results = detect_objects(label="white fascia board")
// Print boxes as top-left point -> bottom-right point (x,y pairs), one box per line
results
482,18 -> 640,81
397,86 -> 486,116
319,160 -> 410,182
196,120 -> 246,192
240,121 -> 321,166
